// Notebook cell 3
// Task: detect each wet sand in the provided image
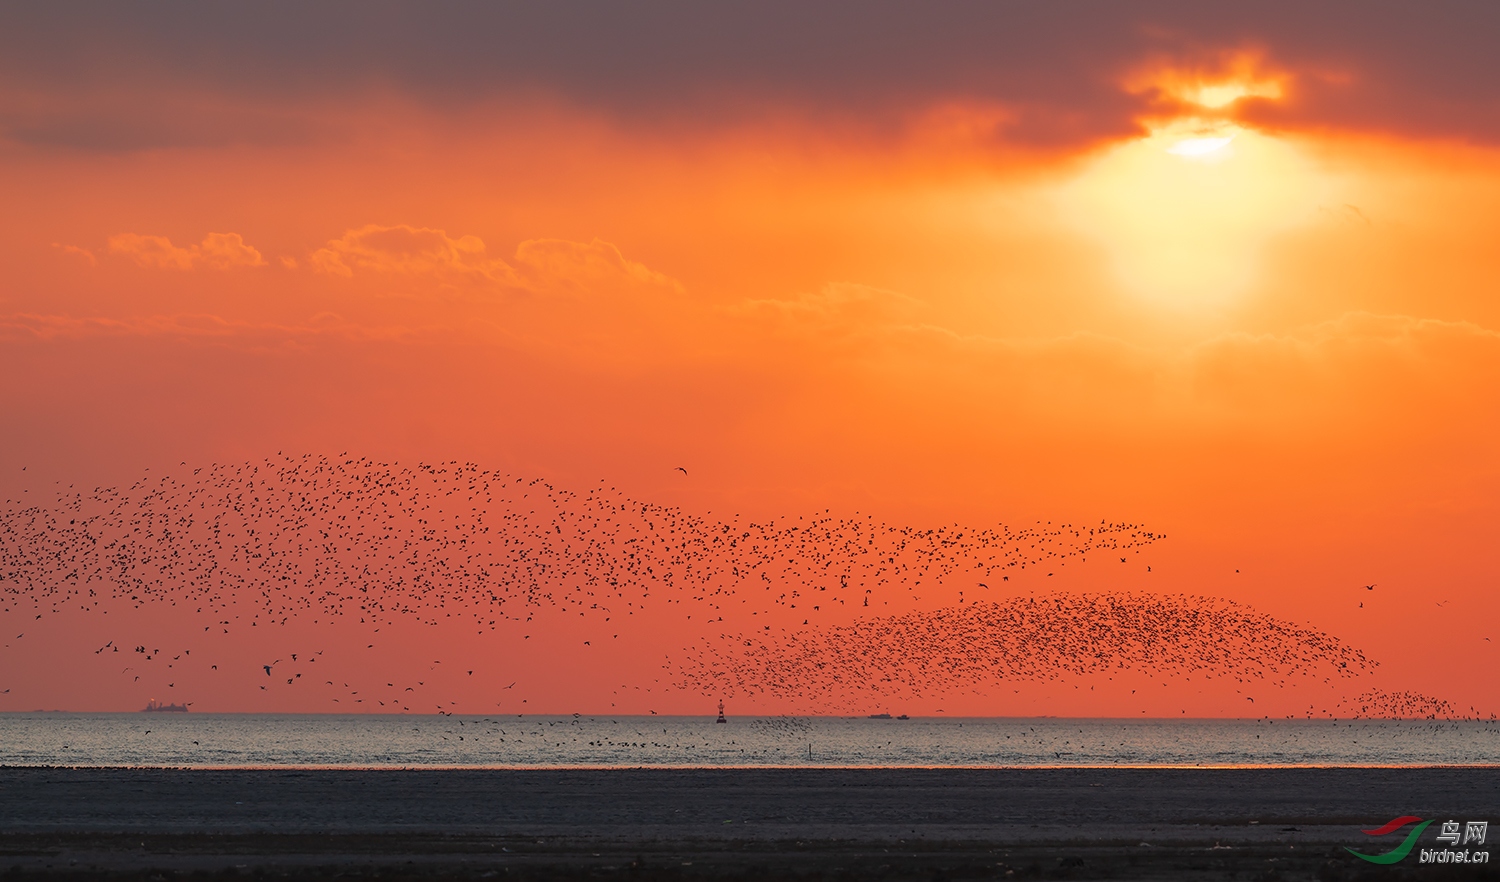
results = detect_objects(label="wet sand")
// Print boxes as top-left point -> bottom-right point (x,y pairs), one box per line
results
2,767 -> 1497,879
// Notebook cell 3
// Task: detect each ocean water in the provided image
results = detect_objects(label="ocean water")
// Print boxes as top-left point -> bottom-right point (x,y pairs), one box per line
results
2,713 -> 1498,769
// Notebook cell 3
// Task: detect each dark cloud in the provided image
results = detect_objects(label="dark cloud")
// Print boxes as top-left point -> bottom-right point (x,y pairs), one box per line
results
2,1 -> 1497,152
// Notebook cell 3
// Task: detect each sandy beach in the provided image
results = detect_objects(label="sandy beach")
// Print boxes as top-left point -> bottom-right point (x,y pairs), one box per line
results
2,767 -> 1497,879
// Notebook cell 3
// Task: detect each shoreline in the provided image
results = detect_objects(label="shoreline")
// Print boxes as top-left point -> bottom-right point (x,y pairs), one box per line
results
5,762 -> 1500,771
4,766 -> 1497,879
5,710 -> 1496,719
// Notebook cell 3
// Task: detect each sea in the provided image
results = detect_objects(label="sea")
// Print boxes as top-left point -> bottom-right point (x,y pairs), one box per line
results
2,714 -> 1497,769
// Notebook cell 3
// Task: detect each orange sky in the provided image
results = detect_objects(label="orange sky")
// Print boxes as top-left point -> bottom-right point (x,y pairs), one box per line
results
1,3 -> 1497,718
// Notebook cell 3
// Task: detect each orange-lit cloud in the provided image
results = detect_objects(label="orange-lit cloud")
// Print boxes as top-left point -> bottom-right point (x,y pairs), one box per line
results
513,238 -> 683,295
50,242 -> 96,265
308,225 -> 680,302
0,311 -> 420,347
1125,49 -> 1289,118
108,231 -> 265,270
309,224 -> 518,286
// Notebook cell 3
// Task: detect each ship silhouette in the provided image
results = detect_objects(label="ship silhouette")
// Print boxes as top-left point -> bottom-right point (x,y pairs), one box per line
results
142,699 -> 188,713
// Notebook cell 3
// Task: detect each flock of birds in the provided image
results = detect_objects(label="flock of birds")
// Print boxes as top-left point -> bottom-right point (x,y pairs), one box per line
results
674,592 -> 1379,711
0,454 -> 1159,634
1338,689 -> 1467,720
0,453 -> 1481,720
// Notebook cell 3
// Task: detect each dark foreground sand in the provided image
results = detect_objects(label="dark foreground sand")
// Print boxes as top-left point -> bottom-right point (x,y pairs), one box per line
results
1,768 -> 1497,880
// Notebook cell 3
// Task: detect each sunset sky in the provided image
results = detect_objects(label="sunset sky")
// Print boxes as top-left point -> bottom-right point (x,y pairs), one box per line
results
1,2 -> 1496,718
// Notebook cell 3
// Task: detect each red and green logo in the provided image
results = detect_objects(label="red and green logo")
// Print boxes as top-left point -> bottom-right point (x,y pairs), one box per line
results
1346,816 -> 1433,864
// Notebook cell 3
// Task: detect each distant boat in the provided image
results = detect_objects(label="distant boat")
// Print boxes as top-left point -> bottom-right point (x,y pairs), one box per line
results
142,699 -> 188,713
896,714 -> 910,720
868,713 -> 892,719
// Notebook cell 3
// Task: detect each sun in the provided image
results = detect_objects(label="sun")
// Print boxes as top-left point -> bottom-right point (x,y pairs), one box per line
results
1058,119 -> 1326,309
1051,56 -> 1332,309
1166,134 -> 1236,157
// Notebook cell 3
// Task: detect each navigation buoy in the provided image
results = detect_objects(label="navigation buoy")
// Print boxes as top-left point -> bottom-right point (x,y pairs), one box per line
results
716,699 -> 727,723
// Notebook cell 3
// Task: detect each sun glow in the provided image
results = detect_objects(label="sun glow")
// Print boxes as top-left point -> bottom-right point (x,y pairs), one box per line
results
1126,53 -> 1287,111
1060,124 -> 1327,308
1182,79 -> 1283,109
1167,134 -> 1236,157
